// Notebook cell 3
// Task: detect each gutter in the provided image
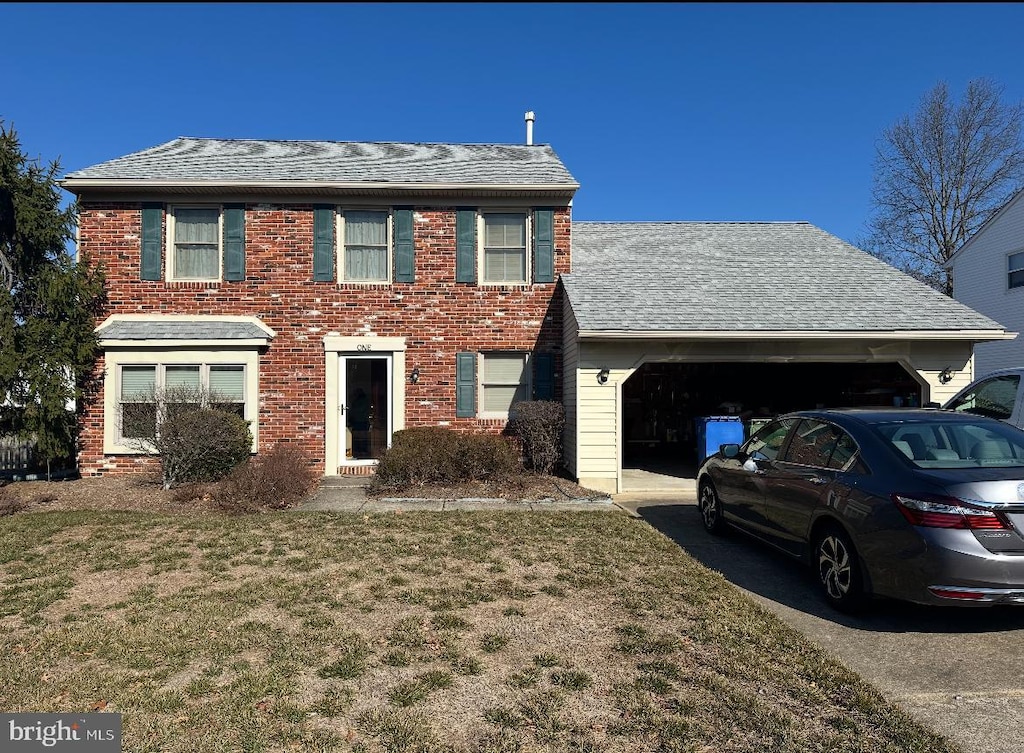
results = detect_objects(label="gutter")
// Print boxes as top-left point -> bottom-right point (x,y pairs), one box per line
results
60,178 -> 581,192
576,329 -> 1018,342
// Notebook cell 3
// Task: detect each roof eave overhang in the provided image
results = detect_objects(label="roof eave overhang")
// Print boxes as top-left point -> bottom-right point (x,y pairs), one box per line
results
98,338 -> 271,349
60,178 -> 580,202
577,329 -> 1017,342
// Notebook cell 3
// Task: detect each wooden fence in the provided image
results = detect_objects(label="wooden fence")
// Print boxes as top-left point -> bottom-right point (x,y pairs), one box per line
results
0,435 -> 36,471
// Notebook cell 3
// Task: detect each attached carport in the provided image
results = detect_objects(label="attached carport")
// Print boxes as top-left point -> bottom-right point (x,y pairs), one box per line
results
561,222 -> 1014,494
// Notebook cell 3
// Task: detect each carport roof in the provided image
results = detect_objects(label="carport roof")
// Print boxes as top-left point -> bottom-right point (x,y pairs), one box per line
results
563,222 -> 1008,337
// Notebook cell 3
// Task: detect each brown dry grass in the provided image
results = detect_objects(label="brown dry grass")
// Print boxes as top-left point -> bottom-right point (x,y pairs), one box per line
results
0,508 -> 958,753
0,470 -> 606,518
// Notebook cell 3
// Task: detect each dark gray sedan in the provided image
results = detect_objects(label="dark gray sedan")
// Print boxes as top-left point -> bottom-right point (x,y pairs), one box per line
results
696,409 -> 1024,611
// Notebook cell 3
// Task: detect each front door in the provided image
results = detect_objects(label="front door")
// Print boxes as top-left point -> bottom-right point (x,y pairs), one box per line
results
341,355 -> 391,464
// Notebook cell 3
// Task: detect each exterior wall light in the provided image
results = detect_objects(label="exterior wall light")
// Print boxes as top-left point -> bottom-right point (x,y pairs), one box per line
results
597,368 -> 610,385
938,367 -> 954,385
410,367 -> 420,384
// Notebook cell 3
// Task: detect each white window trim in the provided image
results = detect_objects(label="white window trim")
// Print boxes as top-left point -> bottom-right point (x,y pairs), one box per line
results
478,210 -> 531,286
336,208 -> 393,284
165,205 -> 223,283
478,351 -> 531,419
104,348 -> 259,454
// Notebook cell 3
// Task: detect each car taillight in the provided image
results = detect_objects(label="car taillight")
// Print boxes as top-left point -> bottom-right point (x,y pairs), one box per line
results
892,494 -> 1010,530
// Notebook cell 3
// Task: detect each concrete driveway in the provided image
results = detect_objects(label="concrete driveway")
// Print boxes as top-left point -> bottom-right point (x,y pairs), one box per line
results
616,494 -> 1024,753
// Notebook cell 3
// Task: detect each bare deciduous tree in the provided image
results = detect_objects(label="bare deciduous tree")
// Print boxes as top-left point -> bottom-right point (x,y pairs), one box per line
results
867,78 -> 1024,295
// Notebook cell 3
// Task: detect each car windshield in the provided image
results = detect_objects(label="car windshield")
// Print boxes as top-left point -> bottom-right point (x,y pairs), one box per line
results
871,418 -> 1024,468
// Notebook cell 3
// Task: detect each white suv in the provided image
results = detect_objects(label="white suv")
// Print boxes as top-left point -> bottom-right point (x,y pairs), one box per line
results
943,367 -> 1024,428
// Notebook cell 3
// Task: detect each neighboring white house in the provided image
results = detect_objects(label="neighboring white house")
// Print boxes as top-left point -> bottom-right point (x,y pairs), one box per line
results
950,188 -> 1024,376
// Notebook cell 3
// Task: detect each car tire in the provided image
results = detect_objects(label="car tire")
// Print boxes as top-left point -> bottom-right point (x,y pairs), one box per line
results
698,480 -> 726,535
814,525 -> 865,613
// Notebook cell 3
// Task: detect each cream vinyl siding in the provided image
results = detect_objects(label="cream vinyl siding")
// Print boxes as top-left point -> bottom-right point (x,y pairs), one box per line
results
561,297 -> 580,481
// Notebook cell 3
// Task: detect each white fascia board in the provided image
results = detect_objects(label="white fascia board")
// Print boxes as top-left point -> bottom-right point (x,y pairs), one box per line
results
99,338 -> 270,349
577,329 -> 1018,342
61,178 -> 581,192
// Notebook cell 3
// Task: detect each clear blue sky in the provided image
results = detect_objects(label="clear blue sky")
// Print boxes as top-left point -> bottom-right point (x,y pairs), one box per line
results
3,2 -> 1023,245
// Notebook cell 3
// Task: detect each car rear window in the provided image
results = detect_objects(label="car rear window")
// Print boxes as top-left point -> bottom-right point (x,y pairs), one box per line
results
873,419 -> 1024,468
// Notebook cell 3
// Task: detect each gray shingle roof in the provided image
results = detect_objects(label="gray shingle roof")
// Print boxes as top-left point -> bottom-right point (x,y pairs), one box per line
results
563,222 -> 1004,333
97,320 -> 271,341
64,137 -> 578,187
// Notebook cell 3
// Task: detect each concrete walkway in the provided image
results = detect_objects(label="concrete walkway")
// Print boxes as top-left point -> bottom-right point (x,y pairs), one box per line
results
295,476 -> 616,512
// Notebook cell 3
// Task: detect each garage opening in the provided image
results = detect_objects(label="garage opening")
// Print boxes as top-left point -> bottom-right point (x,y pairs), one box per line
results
622,362 -> 922,481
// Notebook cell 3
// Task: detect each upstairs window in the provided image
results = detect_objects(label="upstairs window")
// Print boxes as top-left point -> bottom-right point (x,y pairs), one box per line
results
341,210 -> 390,282
1009,251 -> 1024,289
169,207 -> 220,280
482,213 -> 528,283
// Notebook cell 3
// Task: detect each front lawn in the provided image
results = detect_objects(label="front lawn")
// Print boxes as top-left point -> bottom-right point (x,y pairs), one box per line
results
0,510 -> 957,752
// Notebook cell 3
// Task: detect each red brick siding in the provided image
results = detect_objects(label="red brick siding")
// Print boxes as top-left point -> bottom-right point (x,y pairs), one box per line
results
77,203 -> 570,475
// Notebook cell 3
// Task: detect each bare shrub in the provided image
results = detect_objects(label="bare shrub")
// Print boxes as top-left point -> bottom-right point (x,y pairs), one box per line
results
0,485 -> 26,516
213,442 -> 319,513
371,427 -> 521,491
158,409 -> 252,489
509,401 -> 565,474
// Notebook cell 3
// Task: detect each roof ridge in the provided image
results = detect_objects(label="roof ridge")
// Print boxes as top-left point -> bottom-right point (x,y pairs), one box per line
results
572,220 -> 812,226
174,136 -> 552,148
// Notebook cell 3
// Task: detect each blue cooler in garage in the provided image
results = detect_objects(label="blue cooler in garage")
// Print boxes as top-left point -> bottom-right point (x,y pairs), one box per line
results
695,416 -> 744,465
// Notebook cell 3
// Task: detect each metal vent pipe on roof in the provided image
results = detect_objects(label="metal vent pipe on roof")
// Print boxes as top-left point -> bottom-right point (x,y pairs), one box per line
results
525,111 -> 535,145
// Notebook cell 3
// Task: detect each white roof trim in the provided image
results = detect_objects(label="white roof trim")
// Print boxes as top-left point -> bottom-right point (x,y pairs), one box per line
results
577,329 -> 1016,342
98,338 -> 270,348
61,178 -> 580,192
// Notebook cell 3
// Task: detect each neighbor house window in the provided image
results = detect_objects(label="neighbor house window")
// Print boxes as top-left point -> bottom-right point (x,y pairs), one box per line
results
117,362 -> 248,443
169,207 -> 220,280
482,213 -> 528,283
1009,251 -> 1024,289
341,210 -> 390,282
481,352 -> 530,415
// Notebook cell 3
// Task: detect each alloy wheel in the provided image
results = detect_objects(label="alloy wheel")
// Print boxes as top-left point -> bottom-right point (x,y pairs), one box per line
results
699,484 -> 720,532
818,534 -> 852,600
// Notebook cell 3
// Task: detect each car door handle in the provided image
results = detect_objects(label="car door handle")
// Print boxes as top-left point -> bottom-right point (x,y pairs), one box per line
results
809,476 -> 829,485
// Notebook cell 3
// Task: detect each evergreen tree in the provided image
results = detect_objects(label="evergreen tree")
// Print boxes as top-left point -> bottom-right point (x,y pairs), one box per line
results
0,122 -> 106,471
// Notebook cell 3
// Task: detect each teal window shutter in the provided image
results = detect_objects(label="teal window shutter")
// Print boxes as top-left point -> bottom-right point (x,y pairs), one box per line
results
456,352 -> 477,417
223,205 -> 245,281
140,204 -> 163,281
313,205 -> 335,281
393,207 -> 414,282
533,353 -> 554,400
456,209 -> 476,283
533,209 -> 554,283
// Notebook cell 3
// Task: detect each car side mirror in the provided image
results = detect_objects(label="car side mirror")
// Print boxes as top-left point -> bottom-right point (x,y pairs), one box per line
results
720,443 -> 741,458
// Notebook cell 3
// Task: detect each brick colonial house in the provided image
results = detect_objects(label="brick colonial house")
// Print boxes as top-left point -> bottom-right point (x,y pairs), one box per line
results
64,137 -> 577,477
64,133 -> 1011,493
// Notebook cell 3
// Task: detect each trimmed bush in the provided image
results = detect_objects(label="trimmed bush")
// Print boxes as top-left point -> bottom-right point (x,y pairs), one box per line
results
509,401 -> 565,474
213,442 -> 319,513
158,408 -> 252,488
371,427 -> 521,490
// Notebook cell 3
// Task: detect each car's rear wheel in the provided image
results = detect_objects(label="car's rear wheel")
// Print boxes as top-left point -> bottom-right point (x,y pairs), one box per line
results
698,481 -> 726,535
814,526 -> 865,612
